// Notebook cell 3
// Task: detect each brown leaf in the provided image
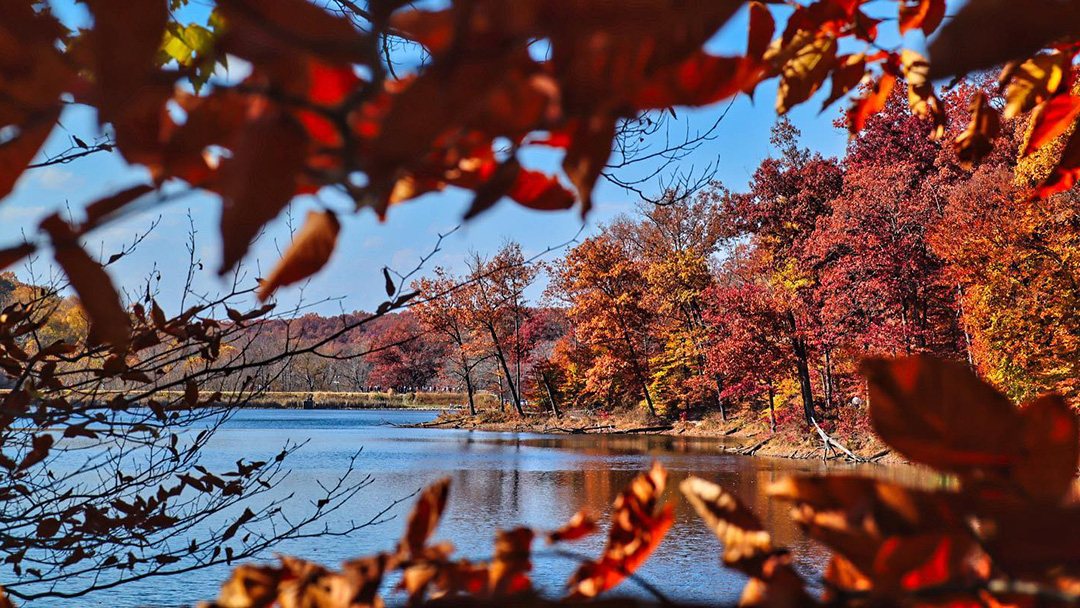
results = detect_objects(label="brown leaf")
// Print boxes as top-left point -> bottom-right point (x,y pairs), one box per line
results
219,109 -> 308,274
776,33 -> 838,114
898,0 -> 946,36
1022,95 -> 1080,157
928,0 -> 1080,79
1014,394 -> 1080,503
277,556 -> 356,608
399,478 -> 450,560
821,53 -> 866,113
41,216 -> 131,349
566,461 -> 674,599
489,527 -> 534,596
563,116 -> 617,217
0,108 -> 60,201
83,184 -> 155,230
342,553 -> 393,608
84,0 -> 168,163
0,243 -> 36,272
17,433 -> 53,470
862,355 -> 1018,474
953,92 -> 1000,170
257,210 -> 340,301
546,509 -> 597,544
217,0 -> 368,64
213,564 -> 283,608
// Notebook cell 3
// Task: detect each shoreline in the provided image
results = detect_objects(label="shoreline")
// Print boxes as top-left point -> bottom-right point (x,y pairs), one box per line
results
409,410 -> 907,465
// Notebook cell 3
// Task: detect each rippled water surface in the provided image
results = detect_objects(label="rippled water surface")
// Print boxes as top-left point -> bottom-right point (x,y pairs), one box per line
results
42,409 -> 936,607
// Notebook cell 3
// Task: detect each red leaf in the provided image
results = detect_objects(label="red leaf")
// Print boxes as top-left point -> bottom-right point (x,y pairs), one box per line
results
258,211 -> 340,301
1022,95 -> 1080,157
1039,126 -> 1080,197
746,2 -> 775,61
1014,394 -> 1080,503
898,0 -> 946,36
83,184 -> 155,230
217,0 -> 367,64
635,54 -> 759,110
508,170 -> 576,212
218,109 -> 308,274
390,9 -> 454,55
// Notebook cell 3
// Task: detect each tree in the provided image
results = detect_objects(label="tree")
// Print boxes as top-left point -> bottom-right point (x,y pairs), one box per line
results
548,235 -> 658,416
412,270 -> 488,414
367,314 -> 445,392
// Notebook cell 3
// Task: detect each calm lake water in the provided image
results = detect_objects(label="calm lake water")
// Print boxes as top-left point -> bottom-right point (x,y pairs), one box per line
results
40,409 -> 935,607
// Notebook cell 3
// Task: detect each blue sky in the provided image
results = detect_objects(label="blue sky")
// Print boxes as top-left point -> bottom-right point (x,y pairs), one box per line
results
2,1 -> 938,315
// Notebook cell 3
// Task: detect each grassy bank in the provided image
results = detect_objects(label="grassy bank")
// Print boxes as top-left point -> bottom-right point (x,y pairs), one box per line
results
415,407 -> 902,464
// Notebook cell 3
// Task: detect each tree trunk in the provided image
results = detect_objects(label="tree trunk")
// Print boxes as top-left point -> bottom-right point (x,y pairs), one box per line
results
464,369 -> 477,416
488,324 -> 524,416
768,383 -> 776,433
786,312 -> 816,426
713,374 -> 726,421
539,370 -> 560,418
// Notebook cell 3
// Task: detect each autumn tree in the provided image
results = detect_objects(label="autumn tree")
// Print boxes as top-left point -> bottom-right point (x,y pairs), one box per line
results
548,235 -> 659,416
412,270 -> 488,414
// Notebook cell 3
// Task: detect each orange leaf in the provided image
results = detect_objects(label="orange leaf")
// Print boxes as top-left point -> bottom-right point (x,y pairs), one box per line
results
898,0 -> 946,36
390,9 -> 454,55
257,210 -> 341,301
83,184 -> 155,230
398,478 -> 450,560
566,462 -> 674,599
634,54 -> 759,109
218,109 -> 308,274
846,72 -> 896,134
546,510 -> 597,544
1022,95 -> 1080,157
680,477 -> 787,577
41,215 -> 131,349
212,564 -> 283,607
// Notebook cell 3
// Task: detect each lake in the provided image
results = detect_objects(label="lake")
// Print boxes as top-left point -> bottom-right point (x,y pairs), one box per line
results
39,409 -> 934,607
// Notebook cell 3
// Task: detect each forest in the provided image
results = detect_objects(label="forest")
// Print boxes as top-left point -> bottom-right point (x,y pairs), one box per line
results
3,0 -> 1080,607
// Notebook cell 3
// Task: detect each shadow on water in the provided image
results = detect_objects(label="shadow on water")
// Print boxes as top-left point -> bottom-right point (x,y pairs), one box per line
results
55,409 -> 942,608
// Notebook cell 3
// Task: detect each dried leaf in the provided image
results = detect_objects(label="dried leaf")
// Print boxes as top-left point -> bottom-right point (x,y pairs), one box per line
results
1039,125 -> 1080,196
953,92 -> 1000,170
1002,52 -> 1071,119
562,116 -> 616,217
213,564 -> 282,608
680,477 -> 786,576
399,478 -> 450,560
0,108 -> 60,201
546,510 -> 597,544
257,210 -> 340,301
821,53 -> 866,113
566,462 -> 674,599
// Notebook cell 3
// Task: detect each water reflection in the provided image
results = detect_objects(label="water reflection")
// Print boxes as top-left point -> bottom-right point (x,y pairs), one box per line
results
53,410 -> 937,608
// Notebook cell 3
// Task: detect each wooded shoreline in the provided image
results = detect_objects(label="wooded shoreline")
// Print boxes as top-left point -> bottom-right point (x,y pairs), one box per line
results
408,410 -> 907,465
